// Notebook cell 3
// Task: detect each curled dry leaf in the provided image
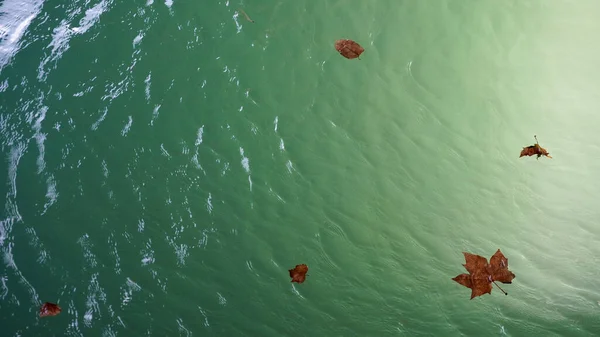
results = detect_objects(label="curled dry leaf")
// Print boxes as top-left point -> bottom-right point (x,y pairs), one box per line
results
289,264 -> 308,283
520,135 -> 552,159
452,249 -> 515,300
334,39 -> 364,59
40,302 -> 61,317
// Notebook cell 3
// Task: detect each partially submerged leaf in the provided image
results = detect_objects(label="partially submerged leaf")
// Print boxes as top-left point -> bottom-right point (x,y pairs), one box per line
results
334,39 -> 364,59
520,135 -> 552,159
452,249 -> 515,300
237,8 -> 254,23
40,302 -> 61,317
289,264 -> 308,283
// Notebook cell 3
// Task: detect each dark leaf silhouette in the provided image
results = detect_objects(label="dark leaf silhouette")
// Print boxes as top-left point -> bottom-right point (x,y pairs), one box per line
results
289,264 -> 308,283
452,249 -> 515,300
334,39 -> 364,59
40,302 -> 61,317
520,135 -> 552,159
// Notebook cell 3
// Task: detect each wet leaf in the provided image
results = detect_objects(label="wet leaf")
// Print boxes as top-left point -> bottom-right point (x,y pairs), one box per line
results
520,135 -> 552,159
334,39 -> 364,59
452,249 -> 515,300
288,264 -> 308,283
40,302 -> 61,317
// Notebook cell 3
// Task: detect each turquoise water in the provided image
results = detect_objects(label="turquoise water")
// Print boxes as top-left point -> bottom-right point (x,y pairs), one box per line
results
1,0 -> 600,336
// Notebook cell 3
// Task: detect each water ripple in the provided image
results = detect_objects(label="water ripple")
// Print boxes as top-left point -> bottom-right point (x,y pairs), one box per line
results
0,0 -> 43,71
38,0 -> 111,80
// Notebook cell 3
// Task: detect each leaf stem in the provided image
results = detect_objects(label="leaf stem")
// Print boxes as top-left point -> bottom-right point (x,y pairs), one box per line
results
492,281 -> 508,295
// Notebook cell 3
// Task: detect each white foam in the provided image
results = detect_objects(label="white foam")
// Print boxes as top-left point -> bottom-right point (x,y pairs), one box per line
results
133,31 -> 143,47
217,292 -> 227,306
121,116 -> 132,136
206,193 -> 212,213
0,0 -> 43,71
7,142 -> 26,198
41,175 -> 58,214
150,104 -> 161,125
32,106 -> 47,174
195,125 -> 204,146
144,72 -> 151,101
38,0 -> 109,79
239,147 -> 250,173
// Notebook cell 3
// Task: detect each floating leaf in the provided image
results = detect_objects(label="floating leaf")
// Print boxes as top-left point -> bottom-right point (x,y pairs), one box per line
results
452,249 -> 515,300
288,264 -> 308,283
40,302 -> 61,317
520,135 -> 552,159
334,39 -> 364,59
237,8 -> 254,23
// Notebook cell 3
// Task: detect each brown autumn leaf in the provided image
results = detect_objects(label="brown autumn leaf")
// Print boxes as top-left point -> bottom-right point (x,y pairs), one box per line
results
520,135 -> 552,159
334,39 -> 364,59
488,249 -> 515,283
40,302 -> 61,317
452,273 -> 472,288
289,264 -> 308,283
452,249 -> 515,300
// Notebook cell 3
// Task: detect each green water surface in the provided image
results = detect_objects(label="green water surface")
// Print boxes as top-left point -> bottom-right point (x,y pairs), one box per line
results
1,0 -> 600,336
